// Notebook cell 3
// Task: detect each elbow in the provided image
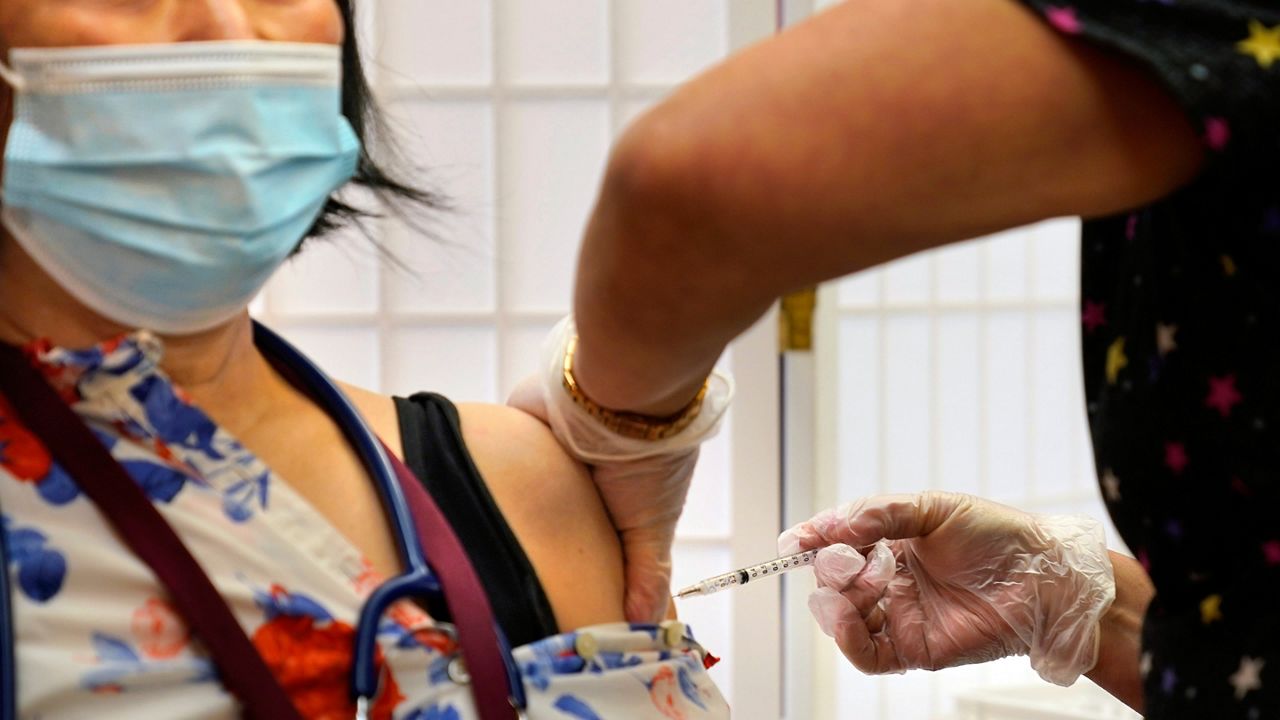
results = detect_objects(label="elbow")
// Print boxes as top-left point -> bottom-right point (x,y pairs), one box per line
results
590,108 -> 757,286
601,110 -> 715,239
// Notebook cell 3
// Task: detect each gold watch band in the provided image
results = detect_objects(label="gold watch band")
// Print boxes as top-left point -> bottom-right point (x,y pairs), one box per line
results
561,335 -> 709,441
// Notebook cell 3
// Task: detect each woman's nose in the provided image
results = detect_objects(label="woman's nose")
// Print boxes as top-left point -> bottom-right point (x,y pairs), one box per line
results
176,0 -> 258,41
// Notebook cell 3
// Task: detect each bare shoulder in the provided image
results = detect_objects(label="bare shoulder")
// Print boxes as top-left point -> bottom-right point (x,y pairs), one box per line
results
454,403 -> 625,630
339,384 -> 625,629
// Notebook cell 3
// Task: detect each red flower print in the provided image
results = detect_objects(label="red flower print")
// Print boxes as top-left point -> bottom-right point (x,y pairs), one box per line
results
0,396 -> 52,483
131,598 -> 190,659
649,666 -> 687,720
254,615 -> 403,720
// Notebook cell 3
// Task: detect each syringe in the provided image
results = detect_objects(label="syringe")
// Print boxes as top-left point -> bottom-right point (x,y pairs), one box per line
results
674,549 -> 819,599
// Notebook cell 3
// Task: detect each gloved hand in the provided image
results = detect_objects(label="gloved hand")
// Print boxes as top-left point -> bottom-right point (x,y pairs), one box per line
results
778,492 -> 1116,686
508,317 -> 733,623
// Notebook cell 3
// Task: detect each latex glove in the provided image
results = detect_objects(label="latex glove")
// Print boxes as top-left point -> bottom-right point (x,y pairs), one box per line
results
508,316 -> 732,622
778,492 -> 1115,686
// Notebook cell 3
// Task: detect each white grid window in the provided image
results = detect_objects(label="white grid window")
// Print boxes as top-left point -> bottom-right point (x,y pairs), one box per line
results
255,1 -> 778,710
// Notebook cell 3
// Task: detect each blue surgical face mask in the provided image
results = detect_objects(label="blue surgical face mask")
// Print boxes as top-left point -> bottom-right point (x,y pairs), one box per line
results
0,41 -> 361,334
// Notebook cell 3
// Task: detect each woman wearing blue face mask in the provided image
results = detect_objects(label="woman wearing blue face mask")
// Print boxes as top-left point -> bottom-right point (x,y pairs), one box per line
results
0,2 -> 728,719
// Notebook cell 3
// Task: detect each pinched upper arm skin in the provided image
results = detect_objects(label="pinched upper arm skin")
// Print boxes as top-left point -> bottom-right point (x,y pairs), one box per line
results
455,403 -> 626,631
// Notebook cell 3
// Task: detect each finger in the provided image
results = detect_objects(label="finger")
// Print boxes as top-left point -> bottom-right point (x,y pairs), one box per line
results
778,521 -> 824,555
505,375 -> 549,422
809,588 -> 904,675
625,566 -> 671,623
864,598 -> 888,635
809,492 -> 967,549
812,543 -> 866,589
815,541 -> 896,617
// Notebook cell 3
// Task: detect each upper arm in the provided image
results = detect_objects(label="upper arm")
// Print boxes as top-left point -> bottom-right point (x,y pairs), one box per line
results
595,0 -> 1203,296
454,403 -> 626,631
571,0 -> 1206,411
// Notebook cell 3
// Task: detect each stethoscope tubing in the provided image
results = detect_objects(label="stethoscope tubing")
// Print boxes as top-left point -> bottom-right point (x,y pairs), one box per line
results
1,492 -> 17,720
254,323 -> 526,709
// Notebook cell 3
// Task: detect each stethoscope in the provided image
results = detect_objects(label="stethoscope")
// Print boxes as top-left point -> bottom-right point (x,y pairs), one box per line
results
0,322 -> 526,720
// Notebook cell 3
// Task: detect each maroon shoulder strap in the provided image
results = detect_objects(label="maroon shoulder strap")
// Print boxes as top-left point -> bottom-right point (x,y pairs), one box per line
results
381,443 -> 520,719
0,344 -> 304,720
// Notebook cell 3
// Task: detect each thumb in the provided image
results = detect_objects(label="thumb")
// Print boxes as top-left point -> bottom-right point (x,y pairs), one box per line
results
619,535 -> 674,623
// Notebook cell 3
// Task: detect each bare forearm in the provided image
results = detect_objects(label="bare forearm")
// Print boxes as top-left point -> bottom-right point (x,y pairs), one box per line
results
1087,551 -> 1154,712
571,0 -> 1200,414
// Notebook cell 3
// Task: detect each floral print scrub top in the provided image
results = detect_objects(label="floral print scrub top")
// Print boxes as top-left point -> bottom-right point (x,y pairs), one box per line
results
0,335 -> 729,719
1015,1 -> 1280,717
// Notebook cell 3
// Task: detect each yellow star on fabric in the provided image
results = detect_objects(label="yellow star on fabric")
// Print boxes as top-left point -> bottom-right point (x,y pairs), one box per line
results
1238,20 -> 1280,69
1222,255 -> 1238,277
1156,323 -> 1178,357
1106,338 -> 1128,385
1201,593 -> 1223,625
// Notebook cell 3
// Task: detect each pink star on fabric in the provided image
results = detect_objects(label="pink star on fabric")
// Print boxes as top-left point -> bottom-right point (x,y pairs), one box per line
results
1203,117 -> 1232,151
1126,213 -> 1139,240
1165,442 -> 1189,474
1082,300 -> 1107,333
1045,6 -> 1083,34
1205,374 -> 1243,418
1263,540 -> 1280,567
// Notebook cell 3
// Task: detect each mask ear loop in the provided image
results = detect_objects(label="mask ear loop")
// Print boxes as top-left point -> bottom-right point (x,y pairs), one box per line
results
0,60 -> 24,92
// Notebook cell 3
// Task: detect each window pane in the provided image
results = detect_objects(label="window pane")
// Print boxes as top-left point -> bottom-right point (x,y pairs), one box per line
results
617,0 -> 728,84
499,0 -> 609,85
385,326 -> 498,402
267,230 -> 380,317
384,100 -> 497,314
500,100 -> 610,313
380,0 -> 493,85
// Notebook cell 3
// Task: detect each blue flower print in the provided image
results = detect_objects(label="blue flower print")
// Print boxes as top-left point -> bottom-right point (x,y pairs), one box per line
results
80,631 -> 214,693
254,585 -> 333,622
522,657 -> 553,692
34,462 -> 80,506
552,695 -> 603,719
404,704 -> 462,720
93,632 -> 140,663
678,666 -> 708,710
2,515 -> 67,603
222,470 -> 270,523
119,459 -> 191,504
130,376 -> 223,460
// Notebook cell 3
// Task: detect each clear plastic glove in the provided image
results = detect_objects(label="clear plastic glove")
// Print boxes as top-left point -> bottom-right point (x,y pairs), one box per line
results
778,492 -> 1115,686
508,316 -> 733,623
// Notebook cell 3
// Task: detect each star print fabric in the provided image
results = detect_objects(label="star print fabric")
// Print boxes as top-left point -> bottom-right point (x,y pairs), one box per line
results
1016,1 -> 1280,716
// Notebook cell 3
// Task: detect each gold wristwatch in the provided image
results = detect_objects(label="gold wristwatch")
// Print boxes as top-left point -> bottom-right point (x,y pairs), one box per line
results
561,335 -> 709,441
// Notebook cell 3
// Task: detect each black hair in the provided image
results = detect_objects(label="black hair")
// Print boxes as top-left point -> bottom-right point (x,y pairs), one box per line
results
306,0 -> 446,242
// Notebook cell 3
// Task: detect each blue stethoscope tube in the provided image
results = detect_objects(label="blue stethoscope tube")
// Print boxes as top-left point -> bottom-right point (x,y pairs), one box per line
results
0,323 -> 527,720
1,496 -> 16,720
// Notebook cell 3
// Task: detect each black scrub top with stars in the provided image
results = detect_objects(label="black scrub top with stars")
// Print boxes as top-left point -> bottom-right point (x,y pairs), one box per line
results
1012,2 -> 1279,717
